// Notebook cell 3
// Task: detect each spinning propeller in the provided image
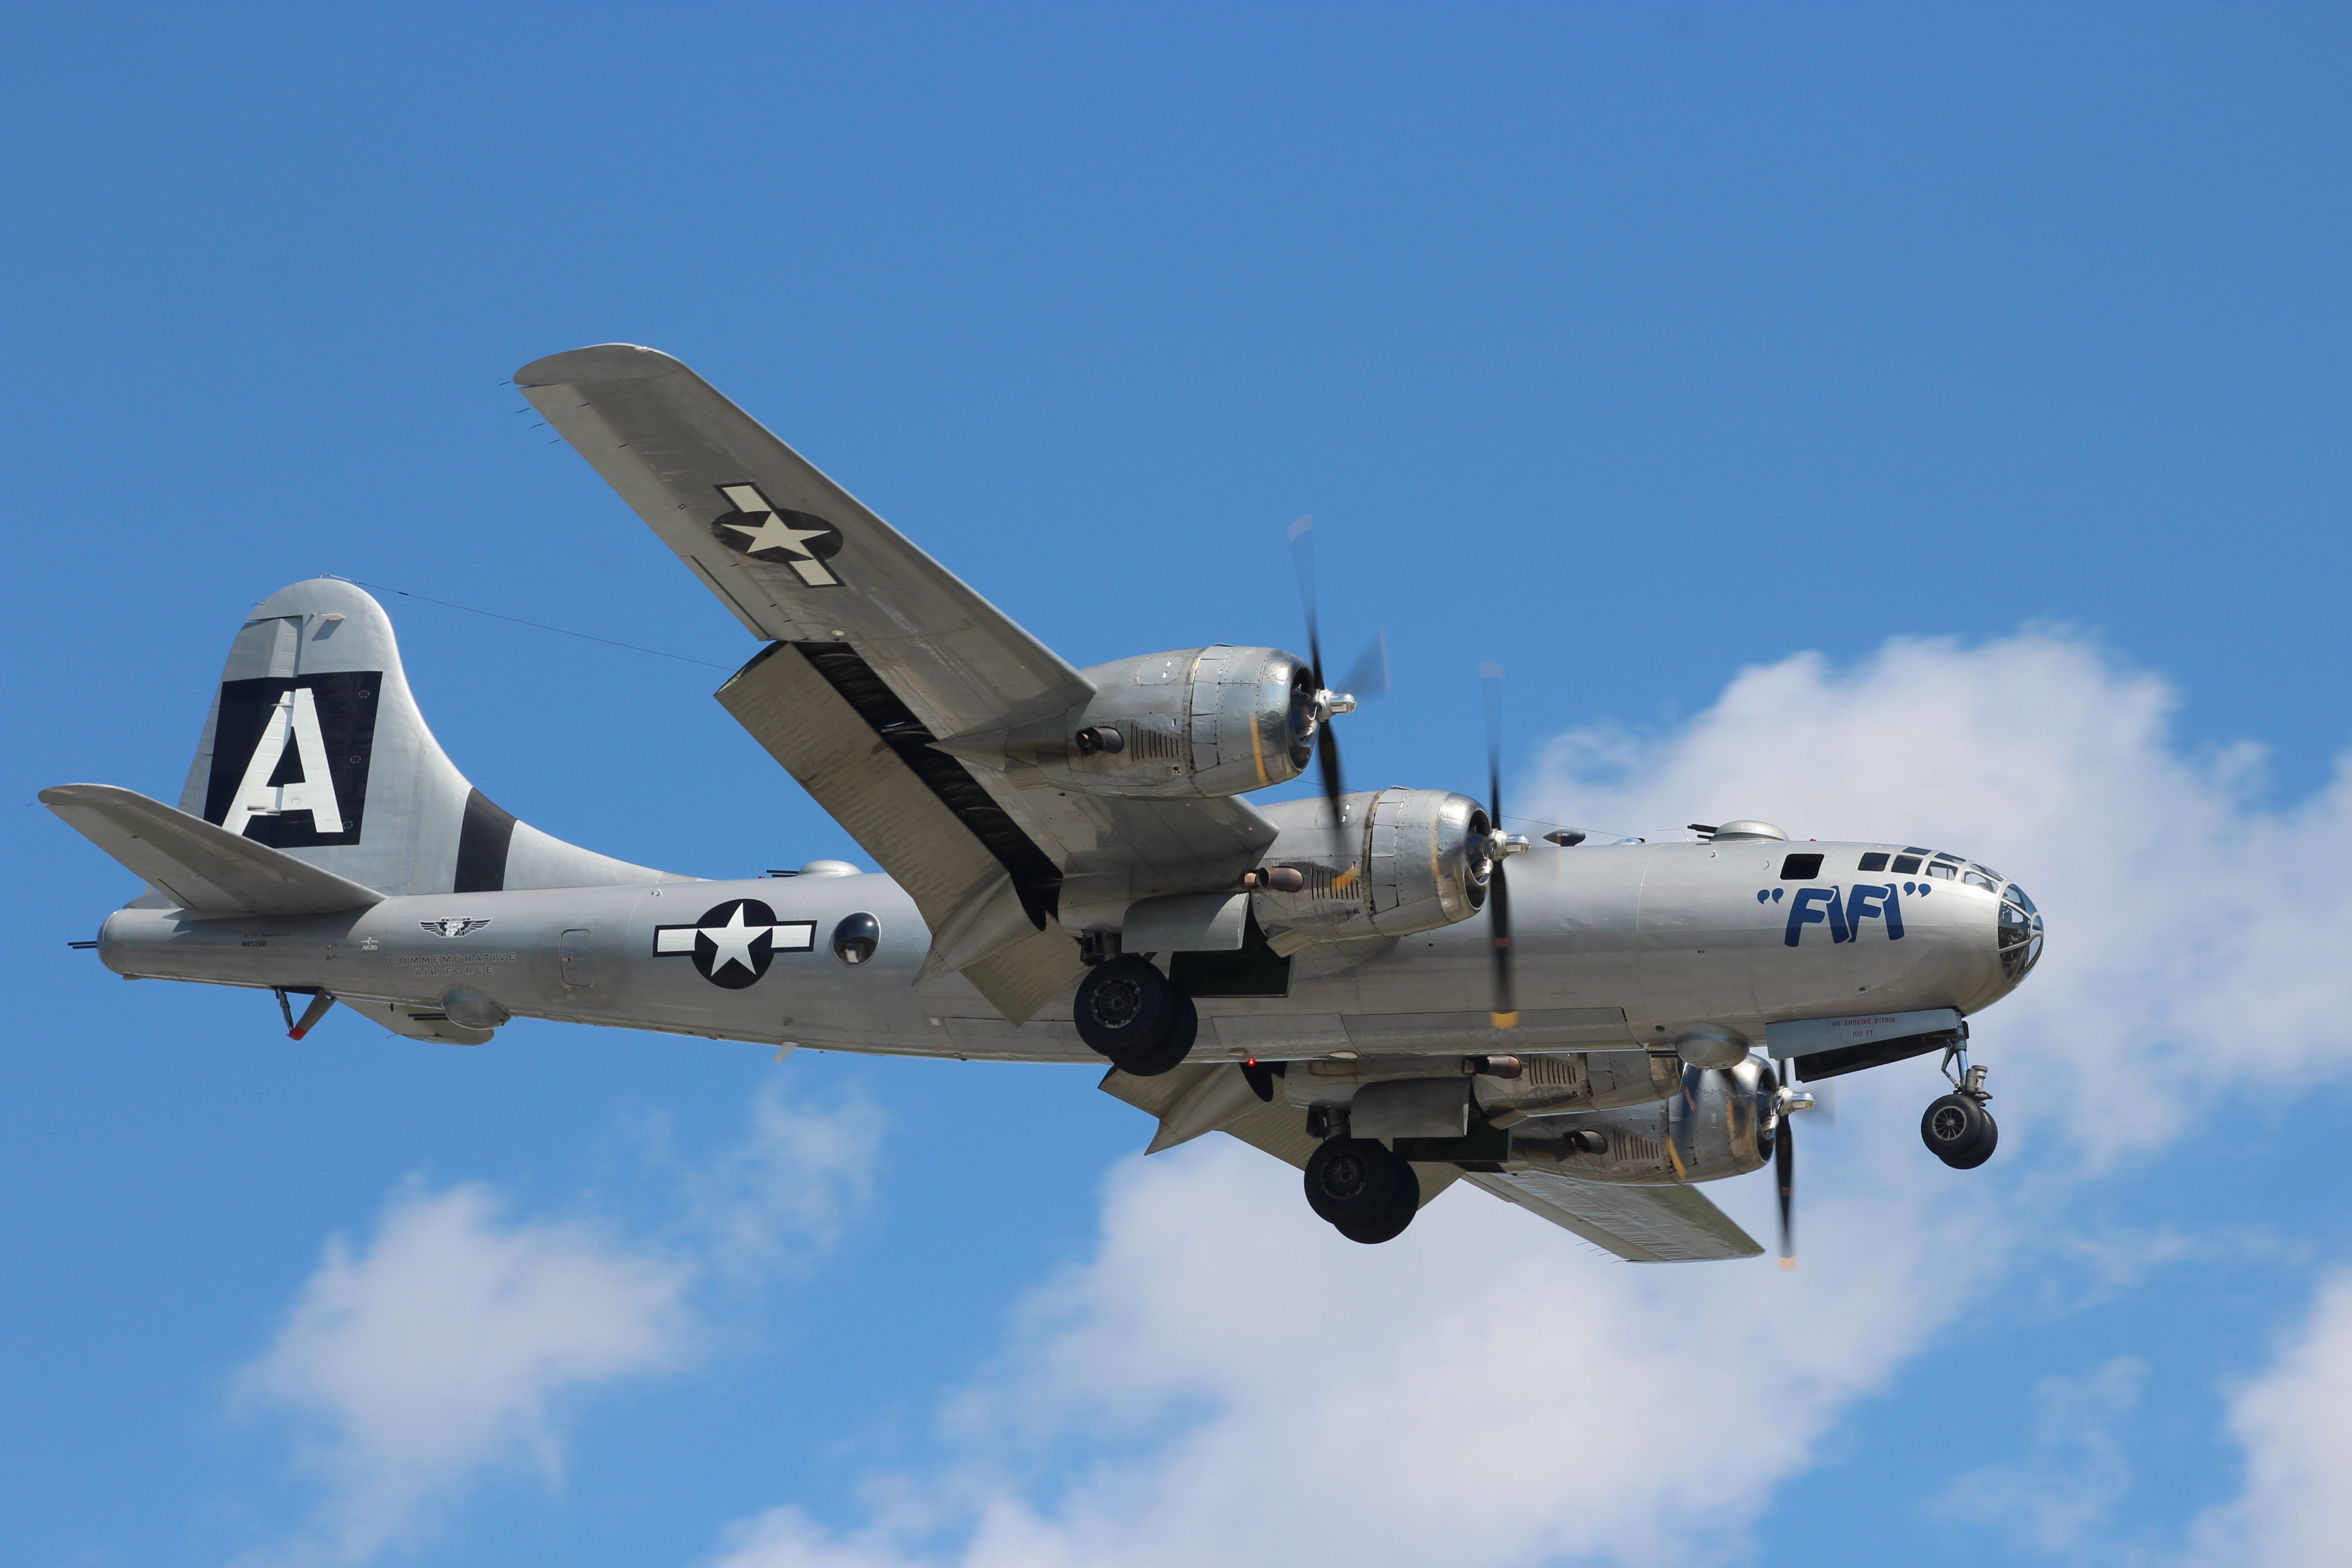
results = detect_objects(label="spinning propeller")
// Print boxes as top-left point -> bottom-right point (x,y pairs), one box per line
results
1482,663 -> 1523,1029
1768,1074 -> 1829,1268
1287,516 -> 1389,821
1283,524 -> 1520,1034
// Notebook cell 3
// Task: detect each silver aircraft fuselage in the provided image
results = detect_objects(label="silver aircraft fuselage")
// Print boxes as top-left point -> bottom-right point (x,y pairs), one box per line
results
98,836 -> 2026,1062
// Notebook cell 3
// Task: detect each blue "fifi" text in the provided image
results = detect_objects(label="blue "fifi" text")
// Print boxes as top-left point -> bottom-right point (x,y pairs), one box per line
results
1784,884 -> 1906,946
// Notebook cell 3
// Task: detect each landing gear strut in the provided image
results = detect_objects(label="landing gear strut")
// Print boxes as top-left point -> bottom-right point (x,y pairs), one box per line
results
1921,1043 -> 1997,1169
1073,955 -> 1197,1077
1303,1133 -> 1421,1244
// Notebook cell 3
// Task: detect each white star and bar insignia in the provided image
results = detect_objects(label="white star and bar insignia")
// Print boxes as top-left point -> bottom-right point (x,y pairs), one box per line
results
710,482 -> 844,588
652,898 -> 816,989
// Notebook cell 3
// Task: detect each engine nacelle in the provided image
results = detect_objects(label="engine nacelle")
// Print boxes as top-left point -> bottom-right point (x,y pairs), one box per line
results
1509,1057 -> 1778,1186
1282,1050 -> 1681,1119
1249,789 -> 1494,950
953,646 -> 1318,800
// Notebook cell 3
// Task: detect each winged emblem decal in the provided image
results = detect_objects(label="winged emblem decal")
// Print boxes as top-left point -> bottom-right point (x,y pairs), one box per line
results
419,917 -> 493,938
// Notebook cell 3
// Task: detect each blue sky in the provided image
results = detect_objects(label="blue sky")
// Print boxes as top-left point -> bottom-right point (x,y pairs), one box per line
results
6,6 -> 2352,1565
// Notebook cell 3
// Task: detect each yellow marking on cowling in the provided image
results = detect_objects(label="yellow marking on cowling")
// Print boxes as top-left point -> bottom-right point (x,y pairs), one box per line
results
1332,862 -> 1359,893
1249,709 -> 1268,786
1490,1011 -> 1520,1029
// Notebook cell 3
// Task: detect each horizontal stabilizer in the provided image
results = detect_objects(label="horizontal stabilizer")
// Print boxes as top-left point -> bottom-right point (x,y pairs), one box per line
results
40,784 -> 385,916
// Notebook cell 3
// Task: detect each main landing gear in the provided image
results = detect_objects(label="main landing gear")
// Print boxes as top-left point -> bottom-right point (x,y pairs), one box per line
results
1073,954 -> 1198,1077
1921,1044 -> 1998,1169
1303,1134 -> 1422,1245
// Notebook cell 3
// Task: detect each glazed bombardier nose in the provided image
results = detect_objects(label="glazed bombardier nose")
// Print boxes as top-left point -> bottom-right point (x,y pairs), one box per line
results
1998,882 -> 2045,982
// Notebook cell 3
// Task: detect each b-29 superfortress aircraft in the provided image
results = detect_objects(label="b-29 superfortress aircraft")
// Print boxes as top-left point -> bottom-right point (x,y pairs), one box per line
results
45,346 -> 2045,1264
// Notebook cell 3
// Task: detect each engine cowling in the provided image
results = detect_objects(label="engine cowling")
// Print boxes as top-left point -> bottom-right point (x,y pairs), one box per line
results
965,646 -> 1318,800
1509,1057 -> 1778,1185
1249,789 -> 1494,950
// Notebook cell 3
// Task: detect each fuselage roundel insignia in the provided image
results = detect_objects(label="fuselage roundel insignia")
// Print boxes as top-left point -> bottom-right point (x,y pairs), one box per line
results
710,482 -> 844,588
653,898 -> 817,989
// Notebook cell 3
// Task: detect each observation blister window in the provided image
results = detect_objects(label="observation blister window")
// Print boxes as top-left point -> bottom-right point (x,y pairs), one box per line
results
831,912 -> 881,966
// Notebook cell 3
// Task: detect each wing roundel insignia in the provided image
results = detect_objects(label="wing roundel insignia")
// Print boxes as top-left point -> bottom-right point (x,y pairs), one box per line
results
710,482 -> 844,588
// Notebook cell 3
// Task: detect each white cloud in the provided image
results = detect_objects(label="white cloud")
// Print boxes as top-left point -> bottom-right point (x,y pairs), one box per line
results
2188,1270 -> 2352,1568
691,631 -> 2352,1568
235,1182 -> 690,1565
708,1506 -> 923,1568
1936,1357 -> 2145,1559
685,1079 -> 882,1270
237,1083 -> 881,1565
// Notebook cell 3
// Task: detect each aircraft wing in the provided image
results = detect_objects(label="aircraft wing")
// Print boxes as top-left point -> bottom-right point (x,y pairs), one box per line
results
514,344 -> 1095,734
1095,1066 -> 1754,1260
517,345 -> 1277,1022
1460,1170 -> 1764,1262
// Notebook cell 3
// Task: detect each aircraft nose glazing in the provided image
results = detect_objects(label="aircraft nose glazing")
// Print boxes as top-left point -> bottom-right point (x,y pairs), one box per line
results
1997,882 -> 2044,982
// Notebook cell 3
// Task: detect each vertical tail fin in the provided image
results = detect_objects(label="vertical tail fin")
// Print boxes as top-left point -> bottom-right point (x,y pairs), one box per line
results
177,578 -> 684,896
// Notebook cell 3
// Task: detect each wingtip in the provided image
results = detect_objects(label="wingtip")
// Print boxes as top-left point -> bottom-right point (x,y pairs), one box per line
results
512,343 -> 685,387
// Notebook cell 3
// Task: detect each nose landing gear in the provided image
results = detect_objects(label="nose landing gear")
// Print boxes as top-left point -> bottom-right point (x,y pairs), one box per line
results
1921,1045 -> 1998,1169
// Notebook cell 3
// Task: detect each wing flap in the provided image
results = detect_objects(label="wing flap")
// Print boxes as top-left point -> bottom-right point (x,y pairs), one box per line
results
1462,1170 -> 1764,1262
715,640 -> 1083,1022
41,784 -> 385,916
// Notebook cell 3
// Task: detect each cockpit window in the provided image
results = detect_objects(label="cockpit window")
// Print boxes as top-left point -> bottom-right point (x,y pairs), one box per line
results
1858,851 -> 1890,872
1998,884 -> 2044,979
1903,846 -> 1930,854
1932,852 -> 1961,864
1926,861 -> 1955,878
1890,855 -> 1923,873
1971,862 -> 2004,882
1779,853 -> 1824,879
1963,870 -> 1998,892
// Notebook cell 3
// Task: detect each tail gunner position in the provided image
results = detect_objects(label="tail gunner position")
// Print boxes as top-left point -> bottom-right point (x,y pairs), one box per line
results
46,346 -> 2044,1265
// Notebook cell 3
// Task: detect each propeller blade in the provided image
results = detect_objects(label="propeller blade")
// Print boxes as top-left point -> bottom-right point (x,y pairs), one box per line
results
1775,1112 -> 1796,1270
1340,632 -> 1390,702
1488,858 -> 1515,1029
1287,515 -> 1323,681
1317,711 -> 1346,818
1289,514 -> 1349,822
1482,663 -> 1516,1029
